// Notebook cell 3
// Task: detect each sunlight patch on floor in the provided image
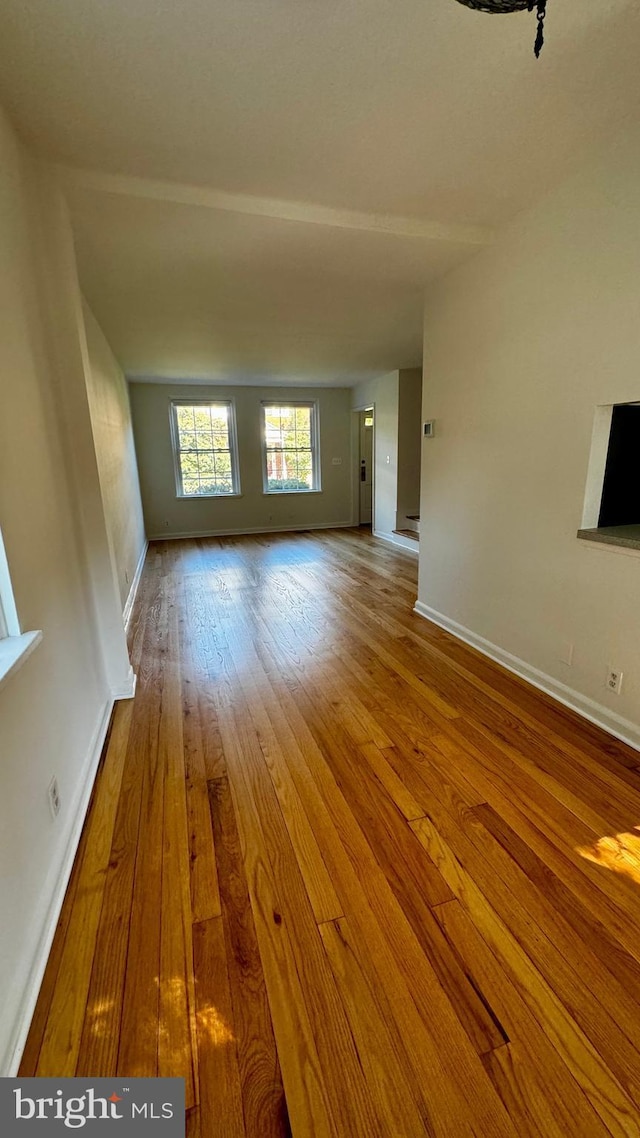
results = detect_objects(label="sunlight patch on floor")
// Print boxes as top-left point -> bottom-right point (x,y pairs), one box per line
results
195,1003 -> 234,1047
86,997 -> 115,1038
576,828 -> 640,885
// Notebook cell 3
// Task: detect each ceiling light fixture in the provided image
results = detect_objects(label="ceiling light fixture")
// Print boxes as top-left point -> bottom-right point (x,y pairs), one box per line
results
454,0 -> 548,58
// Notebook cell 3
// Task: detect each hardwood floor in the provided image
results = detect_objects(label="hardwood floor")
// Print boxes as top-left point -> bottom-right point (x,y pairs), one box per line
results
20,528 -> 640,1136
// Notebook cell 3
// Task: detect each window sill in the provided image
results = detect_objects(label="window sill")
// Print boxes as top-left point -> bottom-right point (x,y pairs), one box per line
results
262,489 -> 323,496
577,525 -> 640,553
176,492 -> 243,501
0,630 -> 43,693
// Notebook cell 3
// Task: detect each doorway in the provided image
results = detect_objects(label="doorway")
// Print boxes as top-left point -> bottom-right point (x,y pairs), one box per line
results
358,408 -> 374,526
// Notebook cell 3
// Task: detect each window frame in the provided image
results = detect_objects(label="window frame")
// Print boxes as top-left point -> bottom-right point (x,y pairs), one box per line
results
170,399 -> 241,499
0,593 -> 7,642
261,400 -> 321,495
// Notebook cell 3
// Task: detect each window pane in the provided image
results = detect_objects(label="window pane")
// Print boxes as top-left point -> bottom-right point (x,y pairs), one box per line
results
180,453 -> 200,478
215,453 -> 232,475
177,406 -> 195,430
193,407 -> 212,431
178,429 -> 198,450
197,452 -> 215,475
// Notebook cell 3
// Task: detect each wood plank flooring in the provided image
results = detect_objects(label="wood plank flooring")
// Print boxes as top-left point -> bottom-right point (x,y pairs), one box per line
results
20,528 -> 640,1136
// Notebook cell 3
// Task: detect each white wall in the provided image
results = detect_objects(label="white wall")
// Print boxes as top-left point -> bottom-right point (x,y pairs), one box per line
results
129,382 -> 353,538
418,122 -> 640,746
83,301 -> 146,609
352,371 -> 399,540
0,108 -> 132,1073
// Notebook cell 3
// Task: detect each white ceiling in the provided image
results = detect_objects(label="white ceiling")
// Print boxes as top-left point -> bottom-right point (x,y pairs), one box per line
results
65,175 -> 488,385
1,0 -> 639,385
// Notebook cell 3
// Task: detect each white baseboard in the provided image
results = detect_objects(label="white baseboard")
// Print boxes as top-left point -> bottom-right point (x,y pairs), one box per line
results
111,664 -> 137,701
413,601 -> 640,754
3,696 -> 114,1076
374,529 -> 419,556
146,521 -> 353,541
123,540 -> 148,631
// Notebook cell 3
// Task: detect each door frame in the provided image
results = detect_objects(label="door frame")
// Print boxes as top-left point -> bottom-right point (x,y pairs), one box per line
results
351,404 -> 375,528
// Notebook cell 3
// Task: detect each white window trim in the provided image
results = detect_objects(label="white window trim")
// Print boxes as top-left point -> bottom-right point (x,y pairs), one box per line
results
0,631 -> 42,693
261,400 -> 321,494
0,528 -> 42,691
170,399 -> 241,499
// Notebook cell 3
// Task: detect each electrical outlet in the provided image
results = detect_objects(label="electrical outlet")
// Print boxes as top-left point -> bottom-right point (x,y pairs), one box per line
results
48,777 -> 61,820
606,668 -> 623,695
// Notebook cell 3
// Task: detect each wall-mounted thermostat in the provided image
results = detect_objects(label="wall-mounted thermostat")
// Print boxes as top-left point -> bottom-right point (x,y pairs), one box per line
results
423,420 -> 435,438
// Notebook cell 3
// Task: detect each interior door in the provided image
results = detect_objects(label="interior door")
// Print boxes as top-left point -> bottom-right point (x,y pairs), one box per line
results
359,409 -> 373,524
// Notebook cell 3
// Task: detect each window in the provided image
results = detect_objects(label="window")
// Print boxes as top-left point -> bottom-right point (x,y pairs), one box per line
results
0,526 -> 42,690
0,528 -> 19,641
262,402 -> 320,493
170,401 -> 240,497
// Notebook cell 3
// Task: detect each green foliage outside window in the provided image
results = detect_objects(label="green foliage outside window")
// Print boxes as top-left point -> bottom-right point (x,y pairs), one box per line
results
263,404 -> 317,492
173,402 -> 237,496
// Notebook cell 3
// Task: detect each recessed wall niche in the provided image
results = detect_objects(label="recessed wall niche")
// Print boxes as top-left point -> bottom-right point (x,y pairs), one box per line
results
598,403 -> 640,527
579,401 -> 640,547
